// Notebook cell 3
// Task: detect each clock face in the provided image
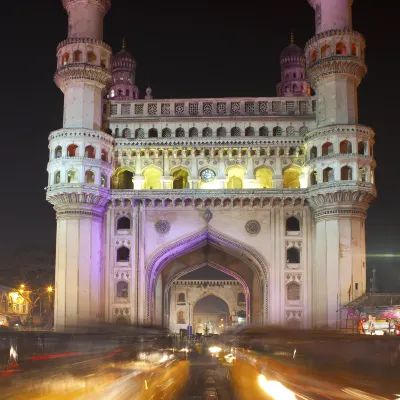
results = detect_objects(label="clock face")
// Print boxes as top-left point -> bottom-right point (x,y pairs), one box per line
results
200,168 -> 216,182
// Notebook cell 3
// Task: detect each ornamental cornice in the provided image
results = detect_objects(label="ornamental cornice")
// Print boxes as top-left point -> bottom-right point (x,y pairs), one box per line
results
307,56 -> 367,85
304,124 -> 375,141
54,63 -> 112,91
305,29 -> 364,50
56,209 -> 104,221
48,156 -> 112,169
114,137 -> 305,148
49,128 -> 114,145
56,37 -> 112,53
111,189 -> 309,209
46,184 -> 110,207
305,153 -> 373,165
62,0 -> 111,14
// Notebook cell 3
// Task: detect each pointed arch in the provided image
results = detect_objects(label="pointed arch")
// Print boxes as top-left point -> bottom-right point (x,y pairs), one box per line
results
171,166 -> 190,189
146,225 -> 269,324
142,165 -> 162,189
254,166 -> 273,189
282,164 -> 301,189
226,165 -> 246,189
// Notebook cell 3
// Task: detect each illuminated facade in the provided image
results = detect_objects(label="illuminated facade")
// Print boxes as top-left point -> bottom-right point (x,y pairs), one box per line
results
47,0 -> 376,331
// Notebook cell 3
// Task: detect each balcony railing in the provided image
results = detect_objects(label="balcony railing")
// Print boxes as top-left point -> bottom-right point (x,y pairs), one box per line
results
109,97 -> 316,119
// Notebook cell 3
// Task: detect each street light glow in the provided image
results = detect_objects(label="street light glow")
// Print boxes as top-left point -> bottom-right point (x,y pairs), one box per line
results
47,286 -> 53,293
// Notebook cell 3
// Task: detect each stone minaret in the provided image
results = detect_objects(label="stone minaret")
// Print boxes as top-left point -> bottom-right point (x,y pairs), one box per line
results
304,0 -> 376,327
276,33 -> 310,97
47,0 -> 113,330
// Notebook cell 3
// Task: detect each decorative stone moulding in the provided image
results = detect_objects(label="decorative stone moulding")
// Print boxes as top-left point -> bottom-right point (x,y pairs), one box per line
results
57,38 -> 112,53
304,124 -> 374,141
154,219 -> 171,235
307,57 -> 367,86
305,29 -> 364,50
46,184 -> 110,207
203,209 -> 213,223
54,64 -> 112,91
49,128 -> 114,145
62,0 -> 111,14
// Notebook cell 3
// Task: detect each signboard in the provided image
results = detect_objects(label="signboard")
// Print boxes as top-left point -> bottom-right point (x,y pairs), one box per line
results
345,307 -> 400,321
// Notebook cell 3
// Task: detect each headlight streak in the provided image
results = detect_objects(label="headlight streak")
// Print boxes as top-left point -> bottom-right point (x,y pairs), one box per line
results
257,374 -> 296,400
342,387 -> 391,399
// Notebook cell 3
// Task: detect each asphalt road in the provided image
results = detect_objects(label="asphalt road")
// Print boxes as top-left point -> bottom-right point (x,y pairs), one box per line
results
179,353 -> 233,400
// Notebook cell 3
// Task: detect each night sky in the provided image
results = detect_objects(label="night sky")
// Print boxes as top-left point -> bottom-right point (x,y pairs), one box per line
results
1,1 -> 398,289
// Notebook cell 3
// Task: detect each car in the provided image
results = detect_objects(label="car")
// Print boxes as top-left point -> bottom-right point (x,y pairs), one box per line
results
204,377 -> 216,386
203,389 -> 218,399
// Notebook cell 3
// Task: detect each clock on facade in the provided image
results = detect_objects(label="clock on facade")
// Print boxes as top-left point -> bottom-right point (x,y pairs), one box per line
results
200,168 -> 216,182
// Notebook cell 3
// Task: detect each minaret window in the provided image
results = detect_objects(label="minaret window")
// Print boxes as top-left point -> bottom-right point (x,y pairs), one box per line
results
148,128 -> 158,138
101,174 -> 107,188
311,50 -> 317,62
245,127 -> 255,137
67,144 -> 78,157
310,171 -> 317,185
340,140 -> 352,154
101,149 -> 108,162
293,84 -> 298,92
85,145 -> 95,159
117,246 -> 130,262
67,170 -> 78,184
285,86 -> 289,93
231,127 -> 241,137
217,127 -> 227,137
117,217 -> 131,230
351,44 -> 358,56
126,90 -> 130,96
321,44 -> 330,58
310,146 -> 317,159
73,50 -> 82,62
110,89 -> 115,98
336,42 -> 347,55
87,51 -> 97,64
358,141 -> 366,155
62,53 -> 69,65
203,127 -> 212,137
273,127 -> 282,137
189,127 -> 198,137
54,171 -> 61,184
175,128 -> 185,138
177,293 -> 186,304
293,72 -> 296,78
322,142 -> 334,156
237,293 -> 246,306
55,146 -> 62,159
323,167 -> 334,183
116,281 -> 129,298
287,247 -> 300,264
85,171 -> 95,184
286,216 -> 300,233
341,166 -> 352,181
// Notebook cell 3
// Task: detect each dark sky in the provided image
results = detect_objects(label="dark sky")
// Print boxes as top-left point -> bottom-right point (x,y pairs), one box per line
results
1,1 -> 398,288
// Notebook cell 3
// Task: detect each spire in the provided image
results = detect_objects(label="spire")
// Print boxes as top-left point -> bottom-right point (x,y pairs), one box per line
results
290,31 -> 295,44
122,37 -> 126,50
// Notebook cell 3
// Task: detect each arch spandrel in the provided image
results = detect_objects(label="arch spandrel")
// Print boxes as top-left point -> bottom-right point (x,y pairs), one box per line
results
145,225 -> 269,323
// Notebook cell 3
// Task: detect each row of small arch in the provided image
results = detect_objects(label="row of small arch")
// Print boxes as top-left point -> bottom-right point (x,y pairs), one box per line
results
308,140 -> 368,159
309,42 -> 360,63
115,215 -> 300,232
54,144 -> 109,161
60,50 -> 106,67
310,165 -> 366,184
113,125 -> 309,139
176,292 -> 246,305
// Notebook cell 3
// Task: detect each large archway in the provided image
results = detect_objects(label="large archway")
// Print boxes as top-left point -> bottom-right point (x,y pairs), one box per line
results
145,226 -> 268,328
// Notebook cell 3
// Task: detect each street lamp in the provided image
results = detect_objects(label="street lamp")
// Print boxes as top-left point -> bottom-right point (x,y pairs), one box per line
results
47,286 -> 53,293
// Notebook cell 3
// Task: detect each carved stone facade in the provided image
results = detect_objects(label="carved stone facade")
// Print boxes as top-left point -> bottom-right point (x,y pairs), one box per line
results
47,0 -> 376,331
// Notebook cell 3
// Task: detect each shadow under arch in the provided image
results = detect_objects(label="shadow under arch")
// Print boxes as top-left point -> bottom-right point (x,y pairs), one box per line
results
164,261 -> 251,324
145,225 -> 269,324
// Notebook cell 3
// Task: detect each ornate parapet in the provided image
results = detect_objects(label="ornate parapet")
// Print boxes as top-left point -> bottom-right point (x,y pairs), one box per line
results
307,181 -> 376,220
46,183 -> 110,210
49,128 -> 114,145
62,0 -> 111,14
304,124 -> 374,142
54,63 -> 111,91
110,188 -> 309,209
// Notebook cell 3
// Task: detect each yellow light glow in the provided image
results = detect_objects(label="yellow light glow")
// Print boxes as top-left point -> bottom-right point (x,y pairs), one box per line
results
255,167 -> 273,188
283,167 -> 300,189
143,166 -> 162,189
47,286 -> 53,293
20,284 -> 25,289
209,346 -> 222,354
257,375 -> 296,400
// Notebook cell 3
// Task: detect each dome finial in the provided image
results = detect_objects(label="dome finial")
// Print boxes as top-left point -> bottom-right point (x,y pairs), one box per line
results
122,37 -> 126,50
290,31 -> 295,44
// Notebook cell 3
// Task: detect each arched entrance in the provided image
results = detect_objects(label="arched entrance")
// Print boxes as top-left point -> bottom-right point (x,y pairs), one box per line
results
193,295 -> 230,335
145,226 -> 268,327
